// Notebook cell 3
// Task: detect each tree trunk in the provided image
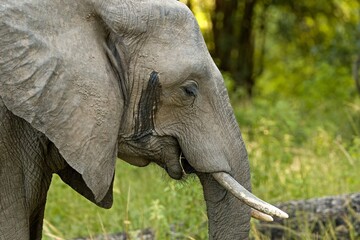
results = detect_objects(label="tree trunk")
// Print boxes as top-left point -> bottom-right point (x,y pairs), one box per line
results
237,0 -> 256,96
353,55 -> 360,95
211,0 -> 257,96
254,193 -> 360,239
211,0 -> 240,72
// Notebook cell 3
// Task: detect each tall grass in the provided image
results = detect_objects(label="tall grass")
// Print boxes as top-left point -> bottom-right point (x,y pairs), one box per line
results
236,98 -> 360,201
43,97 -> 360,239
44,163 -> 207,239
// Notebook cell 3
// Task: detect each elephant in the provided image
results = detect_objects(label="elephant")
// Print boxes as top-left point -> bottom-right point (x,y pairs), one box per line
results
0,0 -> 288,239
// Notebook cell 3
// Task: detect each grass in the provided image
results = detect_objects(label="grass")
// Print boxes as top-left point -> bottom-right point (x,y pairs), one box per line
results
43,97 -> 360,239
44,163 -> 207,239
237,98 -> 360,201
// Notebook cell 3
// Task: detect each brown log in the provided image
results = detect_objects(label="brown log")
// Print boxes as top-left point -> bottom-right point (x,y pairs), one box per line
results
72,228 -> 155,240
254,193 -> 360,239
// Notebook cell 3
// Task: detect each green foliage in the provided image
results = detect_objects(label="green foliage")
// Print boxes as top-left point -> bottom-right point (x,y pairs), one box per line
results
255,58 -> 354,108
44,164 -> 207,239
234,97 -> 360,202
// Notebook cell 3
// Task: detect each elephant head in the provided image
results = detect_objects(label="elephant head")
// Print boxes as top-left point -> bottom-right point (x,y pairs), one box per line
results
0,0 -> 287,238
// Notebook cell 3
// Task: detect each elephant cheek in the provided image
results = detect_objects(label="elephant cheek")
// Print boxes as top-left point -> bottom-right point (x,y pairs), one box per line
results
117,143 -> 151,167
120,156 -> 151,167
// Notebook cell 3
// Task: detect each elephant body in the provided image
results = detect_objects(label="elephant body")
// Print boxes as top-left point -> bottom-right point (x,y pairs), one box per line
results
0,0 -> 286,239
0,100 -> 112,239
0,101 -> 50,239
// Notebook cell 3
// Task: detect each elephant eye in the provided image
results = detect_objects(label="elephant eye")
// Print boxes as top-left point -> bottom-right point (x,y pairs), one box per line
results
181,81 -> 199,97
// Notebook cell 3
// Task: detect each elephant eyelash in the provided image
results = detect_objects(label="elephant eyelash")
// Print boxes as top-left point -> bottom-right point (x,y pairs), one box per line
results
181,81 -> 198,98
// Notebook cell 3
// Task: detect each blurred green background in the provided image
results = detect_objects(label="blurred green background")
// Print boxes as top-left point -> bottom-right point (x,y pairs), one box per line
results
44,0 -> 360,239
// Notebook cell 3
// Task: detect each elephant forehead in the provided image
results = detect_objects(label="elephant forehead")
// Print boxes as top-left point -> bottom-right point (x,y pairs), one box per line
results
136,45 -> 211,82
145,35 -> 213,82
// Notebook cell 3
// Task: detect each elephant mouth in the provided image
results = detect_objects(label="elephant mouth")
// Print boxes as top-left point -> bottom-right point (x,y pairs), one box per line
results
162,151 -> 195,180
119,134 -> 195,180
179,153 -> 196,175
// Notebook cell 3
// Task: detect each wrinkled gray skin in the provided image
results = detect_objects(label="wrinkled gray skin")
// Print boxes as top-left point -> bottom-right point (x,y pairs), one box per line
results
0,0 -> 251,239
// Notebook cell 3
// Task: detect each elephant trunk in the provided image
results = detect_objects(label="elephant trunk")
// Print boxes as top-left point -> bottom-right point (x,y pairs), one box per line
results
198,173 -> 251,239
195,88 -> 287,238
196,123 -> 252,239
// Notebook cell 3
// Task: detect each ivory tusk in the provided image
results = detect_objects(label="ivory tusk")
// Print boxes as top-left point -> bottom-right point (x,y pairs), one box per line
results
212,172 -> 289,219
251,208 -> 273,222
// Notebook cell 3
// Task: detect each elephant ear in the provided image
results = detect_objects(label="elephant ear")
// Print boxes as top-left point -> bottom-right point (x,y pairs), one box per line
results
0,3 -> 123,203
58,164 -> 114,209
